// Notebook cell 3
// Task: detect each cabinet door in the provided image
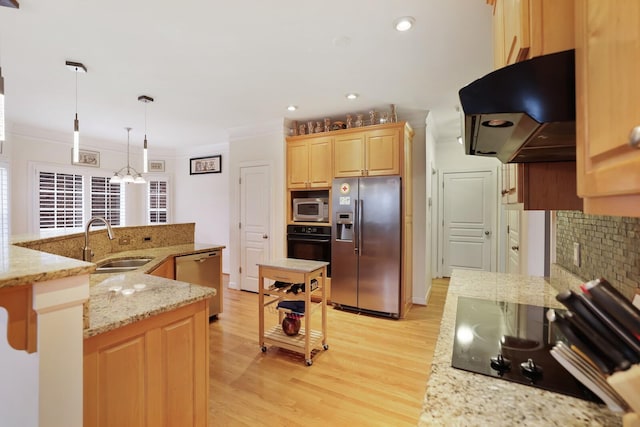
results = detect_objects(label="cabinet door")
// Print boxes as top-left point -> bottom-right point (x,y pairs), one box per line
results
308,136 -> 333,187
287,140 -> 310,188
84,335 -> 147,427
365,127 -> 400,176
576,0 -> 640,216
334,133 -> 365,177
502,0 -> 530,64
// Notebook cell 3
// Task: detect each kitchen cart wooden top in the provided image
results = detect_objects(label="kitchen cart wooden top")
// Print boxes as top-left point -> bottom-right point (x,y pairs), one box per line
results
257,258 -> 329,273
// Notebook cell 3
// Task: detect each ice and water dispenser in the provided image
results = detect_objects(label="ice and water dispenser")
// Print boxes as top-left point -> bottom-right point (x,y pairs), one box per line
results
335,212 -> 353,242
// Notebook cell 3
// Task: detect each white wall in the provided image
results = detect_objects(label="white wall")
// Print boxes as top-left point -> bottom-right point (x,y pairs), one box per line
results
7,128 -> 175,235
0,309 -> 39,427
227,121 -> 286,290
173,143 -> 230,274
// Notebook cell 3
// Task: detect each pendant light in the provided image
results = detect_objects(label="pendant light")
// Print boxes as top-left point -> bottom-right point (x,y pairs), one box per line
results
138,95 -> 154,173
109,127 -> 146,184
66,60 -> 87,163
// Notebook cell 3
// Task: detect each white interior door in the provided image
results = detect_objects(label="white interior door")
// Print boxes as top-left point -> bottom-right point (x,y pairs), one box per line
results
239,164 -> 271,292
506,209 -> 521,274
442,170 -> 494,276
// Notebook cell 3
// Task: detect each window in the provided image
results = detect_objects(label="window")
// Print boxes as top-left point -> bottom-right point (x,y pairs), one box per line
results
39,171 -> 84,229
148,179 -> 168,224
90,176 -> 124,226
35,167 -> 125,232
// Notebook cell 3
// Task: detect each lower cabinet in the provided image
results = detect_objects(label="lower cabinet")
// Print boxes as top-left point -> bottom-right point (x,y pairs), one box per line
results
148,256 -> 175,280
84,300 -> 209,427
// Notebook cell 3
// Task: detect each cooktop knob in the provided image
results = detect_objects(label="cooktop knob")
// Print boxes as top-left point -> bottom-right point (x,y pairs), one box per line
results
490,354 -> 511,374
520,358 -> 543,381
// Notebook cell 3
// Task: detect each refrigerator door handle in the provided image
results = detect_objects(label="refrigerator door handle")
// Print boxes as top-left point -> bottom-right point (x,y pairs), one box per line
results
358,199 -> 363,256
354,199 -> 359,254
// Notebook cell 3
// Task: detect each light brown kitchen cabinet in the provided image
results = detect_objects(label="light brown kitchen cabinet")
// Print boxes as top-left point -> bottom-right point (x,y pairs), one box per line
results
84,300 -> 209,427
148,256 -> 175,280
575,0 -> 640,217
333,125 -> 400,177
286,136 -> 332,189
491,0 -> 575,68
501,162 -> 582,210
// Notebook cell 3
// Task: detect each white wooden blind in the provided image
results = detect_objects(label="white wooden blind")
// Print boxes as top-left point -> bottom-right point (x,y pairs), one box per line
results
38,171 -> 84,229
90,176 -> 124,226
148,179 -> 168,224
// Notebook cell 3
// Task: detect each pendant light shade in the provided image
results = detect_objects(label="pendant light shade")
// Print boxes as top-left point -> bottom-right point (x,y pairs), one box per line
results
138,95 -> 154,173
110,127 -> 146,184
0,67 -> 5,142
66,60 -> 87,163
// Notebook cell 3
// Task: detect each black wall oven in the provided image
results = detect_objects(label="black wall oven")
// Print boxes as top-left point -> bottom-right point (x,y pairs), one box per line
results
287,225 -> 331,277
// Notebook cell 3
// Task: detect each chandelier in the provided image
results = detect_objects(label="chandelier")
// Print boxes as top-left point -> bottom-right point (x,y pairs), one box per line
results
109,127 -> 145,184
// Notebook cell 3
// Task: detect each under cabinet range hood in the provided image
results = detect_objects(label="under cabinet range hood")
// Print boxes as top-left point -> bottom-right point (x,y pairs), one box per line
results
459,49 -> 576,163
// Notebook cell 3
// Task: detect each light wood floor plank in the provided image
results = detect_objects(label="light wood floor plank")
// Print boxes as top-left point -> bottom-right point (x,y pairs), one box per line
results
209,278 -> 449,426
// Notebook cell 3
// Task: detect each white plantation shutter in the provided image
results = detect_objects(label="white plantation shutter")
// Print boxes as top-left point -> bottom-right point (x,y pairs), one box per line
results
90,176 -> 124,226
148,179 -> 168,224
39,171 -> 84,229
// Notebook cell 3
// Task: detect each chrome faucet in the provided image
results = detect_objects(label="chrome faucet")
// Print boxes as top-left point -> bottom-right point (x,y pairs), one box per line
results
83,217 -> 115,261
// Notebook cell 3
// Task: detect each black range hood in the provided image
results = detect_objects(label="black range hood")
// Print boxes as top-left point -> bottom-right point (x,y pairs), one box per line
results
459,49 -> 575,163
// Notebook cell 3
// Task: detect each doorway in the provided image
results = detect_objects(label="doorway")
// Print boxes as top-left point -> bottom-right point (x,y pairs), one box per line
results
439,169 -> 497,276
239,164 -> 271,292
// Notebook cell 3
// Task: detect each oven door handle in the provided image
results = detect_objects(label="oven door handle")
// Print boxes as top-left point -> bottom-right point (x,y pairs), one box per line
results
287,236 -> 331,243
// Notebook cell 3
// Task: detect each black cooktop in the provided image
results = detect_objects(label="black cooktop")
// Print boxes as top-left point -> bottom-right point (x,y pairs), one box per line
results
451,296 -> 601,403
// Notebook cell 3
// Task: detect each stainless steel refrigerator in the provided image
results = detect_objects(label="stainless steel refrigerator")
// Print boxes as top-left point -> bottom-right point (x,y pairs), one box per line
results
331,176 -> 401,317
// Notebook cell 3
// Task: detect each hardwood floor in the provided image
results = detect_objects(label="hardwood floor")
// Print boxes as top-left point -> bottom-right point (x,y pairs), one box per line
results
208,278 -> 449,426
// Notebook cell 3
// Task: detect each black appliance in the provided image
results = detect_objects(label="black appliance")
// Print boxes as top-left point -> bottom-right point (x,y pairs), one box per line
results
459,49 -> 575,163
451,296 -> 600,403
286,225 -> 331,277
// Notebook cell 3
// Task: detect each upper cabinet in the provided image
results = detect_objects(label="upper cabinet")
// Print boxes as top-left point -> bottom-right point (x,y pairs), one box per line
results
491,0 -> 575,68
286,135 -> 333,189
575,0 -> 640,217
334,125 -> 400,177
501,162 -> 583,210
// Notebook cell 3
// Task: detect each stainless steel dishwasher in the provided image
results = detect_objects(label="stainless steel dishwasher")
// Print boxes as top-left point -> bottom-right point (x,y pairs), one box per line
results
175,250 -> 222,317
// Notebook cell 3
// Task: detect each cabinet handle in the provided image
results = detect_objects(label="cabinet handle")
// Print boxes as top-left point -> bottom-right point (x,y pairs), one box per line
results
629,126 -> 640,148
511,245 -> 519,251
501,190 -> 509,196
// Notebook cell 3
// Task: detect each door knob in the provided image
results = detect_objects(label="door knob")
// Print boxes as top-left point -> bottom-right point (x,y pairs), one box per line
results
629,126 -> 640,148
262,234 -> 268,239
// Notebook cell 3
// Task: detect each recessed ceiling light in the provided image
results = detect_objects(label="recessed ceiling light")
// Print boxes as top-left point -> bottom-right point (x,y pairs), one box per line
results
287,105 -> 298,111
345,93 -> 359,100
394,16 -> 415,32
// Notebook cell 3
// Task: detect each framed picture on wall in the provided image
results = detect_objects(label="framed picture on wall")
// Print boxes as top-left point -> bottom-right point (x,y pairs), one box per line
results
148,160 -> 165,172
71,149 -> 100,167
190,155 -> 221,175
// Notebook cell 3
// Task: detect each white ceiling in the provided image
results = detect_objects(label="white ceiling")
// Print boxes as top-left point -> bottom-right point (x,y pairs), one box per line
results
0,0 -> 493,150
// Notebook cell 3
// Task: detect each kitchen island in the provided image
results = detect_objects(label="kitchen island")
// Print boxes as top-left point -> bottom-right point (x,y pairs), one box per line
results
419,269 -> 622,427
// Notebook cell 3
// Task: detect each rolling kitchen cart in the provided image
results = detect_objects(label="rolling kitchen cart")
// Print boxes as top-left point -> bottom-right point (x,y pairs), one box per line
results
257,258 -> 329,366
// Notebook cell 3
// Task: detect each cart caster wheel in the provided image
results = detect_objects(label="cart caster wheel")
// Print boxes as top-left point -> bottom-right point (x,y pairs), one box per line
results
323,344 -> 329,350
305,359 -> 313,366
261,346 -> 267,353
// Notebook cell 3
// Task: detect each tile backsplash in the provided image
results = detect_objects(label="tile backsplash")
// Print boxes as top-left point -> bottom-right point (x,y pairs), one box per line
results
555,211 -> 639,300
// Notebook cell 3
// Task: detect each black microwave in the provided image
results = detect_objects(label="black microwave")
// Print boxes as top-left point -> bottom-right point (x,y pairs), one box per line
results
292,198 -> 329,222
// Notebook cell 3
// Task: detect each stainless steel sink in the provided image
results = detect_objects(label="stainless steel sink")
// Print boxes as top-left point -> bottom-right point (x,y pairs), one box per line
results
94,258 -> 153,273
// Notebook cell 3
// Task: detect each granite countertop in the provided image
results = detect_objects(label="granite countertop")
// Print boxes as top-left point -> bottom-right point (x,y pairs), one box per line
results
85,243 -> 224,338
419,269 -> 622,427
0,244 -> 94,289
